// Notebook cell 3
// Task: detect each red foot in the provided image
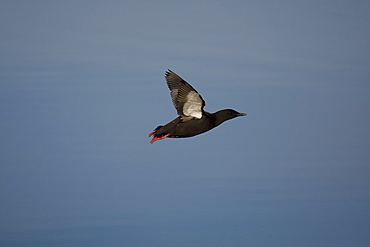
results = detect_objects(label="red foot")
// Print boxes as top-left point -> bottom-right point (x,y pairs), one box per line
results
148,131 -> 156,137
150,134 -> 170,143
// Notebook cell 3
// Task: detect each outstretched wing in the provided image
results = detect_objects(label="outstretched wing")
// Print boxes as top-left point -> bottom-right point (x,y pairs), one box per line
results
165,70 -> 205,119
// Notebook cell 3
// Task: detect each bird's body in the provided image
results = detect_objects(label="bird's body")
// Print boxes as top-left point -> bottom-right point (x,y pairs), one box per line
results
149,70 -> 246,143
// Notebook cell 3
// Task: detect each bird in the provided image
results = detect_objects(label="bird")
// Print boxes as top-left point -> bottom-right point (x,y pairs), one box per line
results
149,70 -> 246,143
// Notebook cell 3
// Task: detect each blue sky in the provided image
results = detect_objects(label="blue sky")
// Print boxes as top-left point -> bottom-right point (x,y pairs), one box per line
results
1,1 -> 370,246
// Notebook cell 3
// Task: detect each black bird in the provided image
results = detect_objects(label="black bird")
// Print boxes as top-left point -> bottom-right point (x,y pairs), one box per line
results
149,70 -> 246,143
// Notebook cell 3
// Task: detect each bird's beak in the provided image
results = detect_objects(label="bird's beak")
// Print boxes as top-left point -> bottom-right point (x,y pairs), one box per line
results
238,113 -> 247,116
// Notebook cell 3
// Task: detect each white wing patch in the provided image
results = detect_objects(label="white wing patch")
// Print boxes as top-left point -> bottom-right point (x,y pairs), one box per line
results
183,91 -> 203,119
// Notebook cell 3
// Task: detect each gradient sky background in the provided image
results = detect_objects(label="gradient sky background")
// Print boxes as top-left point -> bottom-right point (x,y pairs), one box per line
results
1,1 -> 370,246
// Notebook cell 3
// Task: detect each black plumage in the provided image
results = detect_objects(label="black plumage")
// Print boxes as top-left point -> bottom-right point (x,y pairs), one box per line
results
149,70 -> 246,143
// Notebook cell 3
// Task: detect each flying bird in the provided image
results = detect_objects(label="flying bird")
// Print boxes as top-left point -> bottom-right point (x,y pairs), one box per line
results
149,70 -> 246,143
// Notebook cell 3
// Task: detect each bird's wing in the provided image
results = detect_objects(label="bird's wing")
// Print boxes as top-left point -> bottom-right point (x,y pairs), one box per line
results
165,70 -> 205,119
